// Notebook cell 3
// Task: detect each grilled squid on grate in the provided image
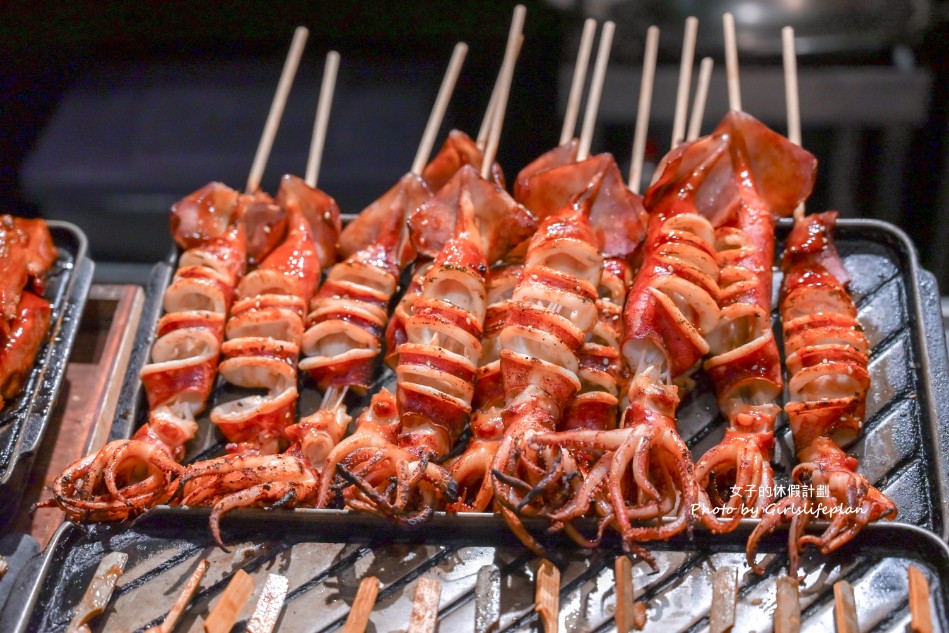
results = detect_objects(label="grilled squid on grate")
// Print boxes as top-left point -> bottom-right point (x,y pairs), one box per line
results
694,112 -> 816,532
747,211 -> 897,575
44,183 -> 244,520
335,165 -> 535,522
489,183 -> 604,551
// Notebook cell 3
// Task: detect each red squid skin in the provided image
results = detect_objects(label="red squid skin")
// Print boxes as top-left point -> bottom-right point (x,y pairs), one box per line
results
141,354 -> 219,414
249,205 -> 322,302
0,291 -> 52,403
746,211 -> 897,576
43,182 -> 245,522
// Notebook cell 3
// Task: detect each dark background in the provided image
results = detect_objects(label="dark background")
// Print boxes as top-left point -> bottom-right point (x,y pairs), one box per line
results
1,0 -> 947,285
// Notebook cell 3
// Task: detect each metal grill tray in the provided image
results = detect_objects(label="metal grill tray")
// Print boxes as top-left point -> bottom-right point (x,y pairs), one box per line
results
0,220 -> 93,525
8,218 -> 949,632
5,513 -> 949,632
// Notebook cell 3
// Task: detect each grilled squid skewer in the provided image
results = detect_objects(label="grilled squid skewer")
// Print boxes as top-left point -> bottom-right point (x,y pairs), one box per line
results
747,211 -> 897,575
694,113 -> 816,531
45,183 -> 244,520
489,186 -> 603,550
447,262 -> 522,512
180,182 -> 341,535
336,165 -> 535,521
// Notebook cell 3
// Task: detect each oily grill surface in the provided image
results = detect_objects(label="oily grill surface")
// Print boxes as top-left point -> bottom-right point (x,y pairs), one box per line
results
8,218 -> 949,633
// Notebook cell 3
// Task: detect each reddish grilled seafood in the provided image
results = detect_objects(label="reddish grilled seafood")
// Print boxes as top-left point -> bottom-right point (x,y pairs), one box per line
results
208,198 -> 321,455
44,183 -> 245,521
747,211 -> 897,575
421,129 -> 505,192
0,292 -> 52,406
694,113 -> 816,532
177,177 -> 361,534
297,174 -> 431,496
335,165 -> 536,522
529,133 -> 735,549
515,149 -> 647,261
0,215 -> 56,407
530,257 -> 633,536
447,262 -> 522,512
489,182 -> 604,551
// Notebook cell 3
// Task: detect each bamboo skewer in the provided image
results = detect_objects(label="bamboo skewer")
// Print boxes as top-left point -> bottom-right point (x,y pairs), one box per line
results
782,26 -> 807,221
628,25 -> 659,193
305,51 -> 340,188
576,20 -> 615,161
246,573 -> 289,633
342,576 -> 380,633
407,577 -> 442,633
560,18 -> 598,145
535,559 -> 560,633
709,567 -> 738,633
614,555 -> 647,632
722,13 -> 742,113
145,560 -> 209,633
66,552 -> 128,633
774,575 -> 801,633
204,570 -> 255,633
686,57 -> 714,141
477,34 -> 524,150
246,26 -> 309,194
480,4 -> 527,180
833,580 -> 859,633
671,16 -> 699,149
475,564 -> 501,633
615,555 -> 634,633
908,566 -> 934,633
411,42 -> 469,176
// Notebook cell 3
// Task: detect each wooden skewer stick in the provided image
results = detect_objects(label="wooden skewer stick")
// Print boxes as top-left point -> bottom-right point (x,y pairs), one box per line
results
67,552 -> 128,633
560,18 -> 598,146
305,51 -> 340,188
710,567 -> 738,633
477,74 -> 500,148
407,577 -> 442,633
774,575 -> 801,633
246,26 -> 309,194
477,34 -> 524,150
474,564 -> 501,633
722,13 -> 742,113
781,27 -> 802,148
246,573 -> 289,633
686,57 -> 714,142
671,16 -> 699,149
908,566 -> 934,633
615,555 -> 635,633
833,580 -> 859,633
782,26 -> 807,221
342,576 -> 381,633
204,569 -> 255,633
481,4 -> 527,180
145,559 -> 210,633
535,559 -> 561,633
411,42 -> 469,176
577,20 -> 615,161
628,25 -> 659,194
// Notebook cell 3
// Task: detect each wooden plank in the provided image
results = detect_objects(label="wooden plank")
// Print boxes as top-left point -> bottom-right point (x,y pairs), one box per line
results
15,284 -> 144,548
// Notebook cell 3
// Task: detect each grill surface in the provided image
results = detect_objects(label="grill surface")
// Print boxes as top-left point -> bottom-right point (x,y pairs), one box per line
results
6,218 -> 949,632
